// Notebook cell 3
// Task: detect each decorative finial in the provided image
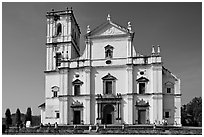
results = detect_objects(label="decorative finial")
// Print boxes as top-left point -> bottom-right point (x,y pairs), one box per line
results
87,25 -> 90,33
52,9 -> 54,12
66,7 -> 68,10
71,7 -> 72,10
152,45 -> 155,55
127,21 -> 132,31
157,45 -> 160,54
107,14 -> 111,21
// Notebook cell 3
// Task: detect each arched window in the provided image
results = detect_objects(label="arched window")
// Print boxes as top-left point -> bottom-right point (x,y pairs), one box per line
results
105,45 -> 113,58
56,23 -> 62,36
51,86 -> 59,98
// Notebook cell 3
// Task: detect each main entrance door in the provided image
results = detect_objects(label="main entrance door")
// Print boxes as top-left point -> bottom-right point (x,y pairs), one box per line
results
73,111 -> 81,124
102,104 -> 114,124
138,110 -> 146,124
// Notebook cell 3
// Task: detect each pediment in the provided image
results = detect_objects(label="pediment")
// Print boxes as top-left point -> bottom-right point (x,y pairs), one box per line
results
71,100 -> 83,108
95,26 -> 126,36
136,99 -> 149,107
102,73 -> 117,80
51,86 -> 59,92
72,79 -> 84,85
165,81 -> 174,86
136,77 -> 149,82
87,21 -> 129,37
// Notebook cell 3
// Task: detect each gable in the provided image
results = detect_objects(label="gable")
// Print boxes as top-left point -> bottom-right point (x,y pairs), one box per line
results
87,21 -> 130,38
95,26 -> 126,36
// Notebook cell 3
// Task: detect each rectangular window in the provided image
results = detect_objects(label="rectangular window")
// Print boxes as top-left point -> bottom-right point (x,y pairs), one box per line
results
165,112 -> 170,118
139,83 -> 145,94
74,85 -> 80,96
167,88 -> 171,93
56,112 -> 60,118
105,81 -> 112,94
56,53 -> 61,67
53,91 -> 58,97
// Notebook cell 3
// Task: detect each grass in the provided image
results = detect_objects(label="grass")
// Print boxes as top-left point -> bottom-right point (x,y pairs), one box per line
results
3,125 -> 202,135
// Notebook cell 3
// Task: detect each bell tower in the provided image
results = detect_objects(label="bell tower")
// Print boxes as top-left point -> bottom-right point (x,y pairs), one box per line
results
46,8 -> 81,71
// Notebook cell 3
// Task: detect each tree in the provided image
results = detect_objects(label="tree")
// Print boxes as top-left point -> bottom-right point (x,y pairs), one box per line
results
5,109 -> 12,128
25,107 -> 32,125
15,108 -> 21,126
181,97 -> 202,126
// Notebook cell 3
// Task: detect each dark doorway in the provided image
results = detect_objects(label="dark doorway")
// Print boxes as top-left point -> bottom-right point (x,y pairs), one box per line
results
73,111 -> 81,124
102,104 -> 114,124
138,110 -> 146,124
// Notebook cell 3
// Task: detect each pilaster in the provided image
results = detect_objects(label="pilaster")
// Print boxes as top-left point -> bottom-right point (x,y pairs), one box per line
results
127,95 -> 133,124
85,68 -> 91,94
126,65 -> 133,94
152,94 -> 163,124
174,95 -> 181,126
126,35 -> 133,64
85,97 -> 91,124
59,97 -> 68,125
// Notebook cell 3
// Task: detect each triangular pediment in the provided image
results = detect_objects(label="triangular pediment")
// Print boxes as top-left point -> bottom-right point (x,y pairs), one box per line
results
95,25 -> 126,36
165,81 -> 174,86
86,21 -> 130,37
136,77 -> 149,82
102,73 -> 117,80
72,79 -> 84,85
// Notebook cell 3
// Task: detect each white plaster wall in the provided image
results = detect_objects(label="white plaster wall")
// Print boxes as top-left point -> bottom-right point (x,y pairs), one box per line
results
45,98 -> 60,124
91,67 -> 126,95
133,65 -> 152,94
40,108 -> 46,124
68,68 -> 87,95
163,95 -> 175,124
122,95 -> 129,124
45,73 -> 60,98
91,37 -> 128,60
91,58 -> 127,67
152,95 -> 163,124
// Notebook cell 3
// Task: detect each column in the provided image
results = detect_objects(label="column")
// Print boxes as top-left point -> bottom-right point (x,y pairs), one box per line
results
174,95 -> 181,126
59,99 -> 64,124
128,96 -> 133,124
59,96 -> 68,125
85,98 -> 91,124
126,66 -> 133,94
49,46 -> 53,70
126,35 -> 133,64
117,103 -> 120,119
100,103 -> 103,124
59,69 -> 69,124
52,46 -> 56,70
46,46 -> 49,71
85,68 -> 91,94
97,102 -> 99,119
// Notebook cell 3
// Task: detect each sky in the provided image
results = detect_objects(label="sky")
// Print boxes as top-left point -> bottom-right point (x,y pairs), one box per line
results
2,2 -> 202,116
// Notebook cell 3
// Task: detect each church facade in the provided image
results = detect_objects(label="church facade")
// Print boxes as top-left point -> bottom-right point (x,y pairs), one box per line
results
39,8 -> 181,126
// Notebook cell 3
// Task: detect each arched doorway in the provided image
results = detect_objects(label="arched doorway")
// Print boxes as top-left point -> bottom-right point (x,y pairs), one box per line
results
102,104 -> 114,124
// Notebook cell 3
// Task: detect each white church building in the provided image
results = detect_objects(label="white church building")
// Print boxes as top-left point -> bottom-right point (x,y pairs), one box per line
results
39,8 -> 181,126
